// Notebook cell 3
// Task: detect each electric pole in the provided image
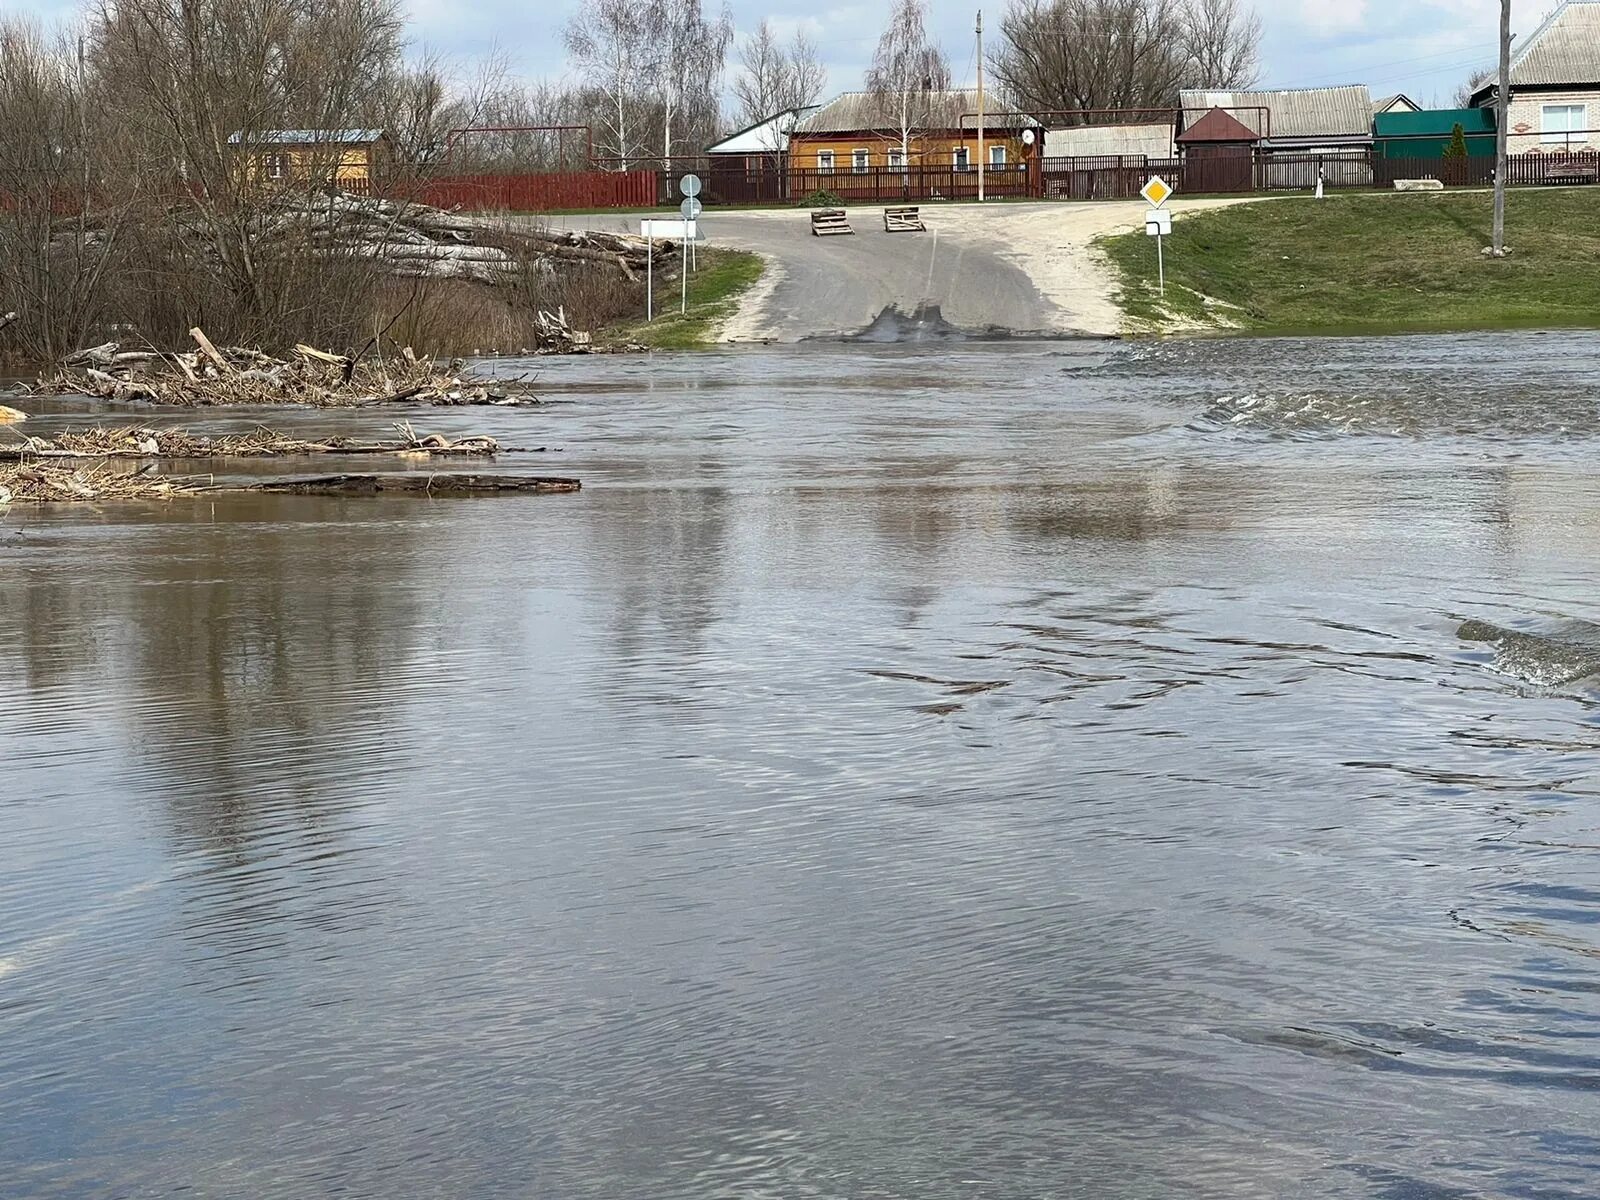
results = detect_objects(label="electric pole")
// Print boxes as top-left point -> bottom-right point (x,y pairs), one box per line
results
976,10 -> 985,203
1492,0 -> 1511,256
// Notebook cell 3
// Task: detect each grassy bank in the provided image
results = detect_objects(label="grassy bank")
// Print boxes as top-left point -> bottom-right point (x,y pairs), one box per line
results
605,248 -> 764,350
1102,189 -> 1600,334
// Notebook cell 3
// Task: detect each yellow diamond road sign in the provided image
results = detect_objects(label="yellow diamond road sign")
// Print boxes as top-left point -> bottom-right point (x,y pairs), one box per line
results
1141,176 -> 1173,208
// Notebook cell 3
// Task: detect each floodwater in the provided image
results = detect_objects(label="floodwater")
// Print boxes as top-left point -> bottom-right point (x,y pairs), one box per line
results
5,332 -> 1600,1199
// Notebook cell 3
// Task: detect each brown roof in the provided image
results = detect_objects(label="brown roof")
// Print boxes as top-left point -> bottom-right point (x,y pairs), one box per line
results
1176,106 -> 1261,144
797,90 -> 1036,135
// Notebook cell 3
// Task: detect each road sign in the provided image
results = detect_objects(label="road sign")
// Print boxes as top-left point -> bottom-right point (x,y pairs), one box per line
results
641,219 -> 696,239
1145,209 -> 1172,236
679,197 -> 703,221
1141,176 -> 1173,208
679,173 -> 702,199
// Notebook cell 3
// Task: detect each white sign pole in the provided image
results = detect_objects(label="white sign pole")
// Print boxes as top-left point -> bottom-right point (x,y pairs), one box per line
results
1157,230 -> 1165,296
681,235 -> 688,314
647,232 -> 654,321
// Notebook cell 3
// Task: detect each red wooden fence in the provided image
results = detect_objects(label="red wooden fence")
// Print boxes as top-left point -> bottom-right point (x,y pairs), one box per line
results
402,170 -> 657,212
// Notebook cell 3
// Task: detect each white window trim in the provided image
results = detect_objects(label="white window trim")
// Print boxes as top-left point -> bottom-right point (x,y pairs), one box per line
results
887,148 -> 906,173
852,148 -> 870,174
816,149 -> 835,174
989,145 -> 1007,168
953,146 -> 971,172
1542,103 -> 1586,148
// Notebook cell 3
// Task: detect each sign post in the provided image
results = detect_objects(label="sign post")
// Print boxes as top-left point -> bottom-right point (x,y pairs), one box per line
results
679,197 -> 702,314
641,218 -> 698,322
679,174 -> 702,273
1140,176 -> 1174,297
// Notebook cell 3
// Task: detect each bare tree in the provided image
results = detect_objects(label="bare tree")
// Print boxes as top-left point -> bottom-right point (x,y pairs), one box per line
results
1492,0 -> 1509,256
656,0 -> 731,162
732,20 -> 828,127
1454,66 -> 1495,109
0,18 -> 126,361
1184,0 -> 1261,89
990,0 -> 1263,119
866,0 -> 953,165
565,0 -> 665,169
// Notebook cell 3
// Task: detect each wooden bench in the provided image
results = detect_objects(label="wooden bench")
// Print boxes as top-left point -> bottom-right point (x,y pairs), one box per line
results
1545,161 -> 1599,186
810,209 -> 853,236
883,205 -> 926,232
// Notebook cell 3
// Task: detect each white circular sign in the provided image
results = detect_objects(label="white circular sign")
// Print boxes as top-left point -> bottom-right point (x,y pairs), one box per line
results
679,174 -> 703,198
679,197 -> 703,221
1021,129 -> 1036,146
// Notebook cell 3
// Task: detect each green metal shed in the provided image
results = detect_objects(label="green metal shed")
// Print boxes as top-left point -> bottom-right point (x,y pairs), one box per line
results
1374,108 -> 1497,158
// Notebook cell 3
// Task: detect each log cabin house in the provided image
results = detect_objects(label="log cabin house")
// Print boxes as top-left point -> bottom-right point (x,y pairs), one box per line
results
787,91 -> 1043,199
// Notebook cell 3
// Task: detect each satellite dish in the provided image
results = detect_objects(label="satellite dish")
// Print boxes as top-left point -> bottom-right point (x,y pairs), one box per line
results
1021,129 -> 1036,146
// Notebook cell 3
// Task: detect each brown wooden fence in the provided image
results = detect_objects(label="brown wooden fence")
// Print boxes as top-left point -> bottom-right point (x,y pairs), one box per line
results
380,170 -> 657,211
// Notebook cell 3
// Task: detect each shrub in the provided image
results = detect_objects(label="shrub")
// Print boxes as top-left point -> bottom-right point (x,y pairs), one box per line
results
800,189 -> 845,208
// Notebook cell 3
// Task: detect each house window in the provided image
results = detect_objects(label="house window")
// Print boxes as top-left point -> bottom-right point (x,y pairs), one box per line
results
262,152 -> 288,181
817,150 -> 835,174
888,148 -> 906,173
953,146 -> 970,172
852,148 -> 870,174
1542,104 -> 1587,148
989,145 -> 1007,169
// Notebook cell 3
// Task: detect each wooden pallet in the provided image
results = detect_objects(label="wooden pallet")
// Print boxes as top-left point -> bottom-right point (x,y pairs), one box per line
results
883,206 -> 926,232
810,208 -> 854,236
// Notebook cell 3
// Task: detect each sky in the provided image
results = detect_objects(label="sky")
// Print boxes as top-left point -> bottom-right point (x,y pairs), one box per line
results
16,0 -> 1523,109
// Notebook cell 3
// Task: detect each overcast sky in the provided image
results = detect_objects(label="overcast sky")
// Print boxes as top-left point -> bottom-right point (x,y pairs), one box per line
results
18,0 -> 1517,108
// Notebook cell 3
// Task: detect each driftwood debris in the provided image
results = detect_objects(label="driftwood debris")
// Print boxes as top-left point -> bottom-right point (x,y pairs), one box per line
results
0,422 -> 512,462
0,463 -> 579,505
32,331 -> 542,408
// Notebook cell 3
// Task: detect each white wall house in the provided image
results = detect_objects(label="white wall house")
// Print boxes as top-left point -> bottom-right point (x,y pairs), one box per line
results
1472,0 -> 1600,153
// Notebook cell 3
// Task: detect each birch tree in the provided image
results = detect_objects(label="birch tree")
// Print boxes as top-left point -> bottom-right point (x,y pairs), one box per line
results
866,0 -> 952,165
657,0 -> 732,162
564,0 -> 664,169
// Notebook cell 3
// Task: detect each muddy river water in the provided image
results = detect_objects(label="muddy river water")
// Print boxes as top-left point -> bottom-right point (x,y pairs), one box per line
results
5,333 -> 1600,1198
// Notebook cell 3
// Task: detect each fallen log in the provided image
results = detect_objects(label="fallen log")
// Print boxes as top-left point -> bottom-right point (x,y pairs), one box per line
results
236,473 -> 581,496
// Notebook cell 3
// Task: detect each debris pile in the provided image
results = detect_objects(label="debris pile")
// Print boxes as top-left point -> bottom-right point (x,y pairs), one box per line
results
1,421 -> 507,461
29,329 -> 542,408
0,462 -> 201,504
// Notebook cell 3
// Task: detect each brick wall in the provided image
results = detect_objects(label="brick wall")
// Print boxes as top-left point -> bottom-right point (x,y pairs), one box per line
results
1506,89 -> 1600,152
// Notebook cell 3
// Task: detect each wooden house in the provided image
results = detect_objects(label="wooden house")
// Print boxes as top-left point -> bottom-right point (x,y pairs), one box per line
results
787,91 -> 1043,199
228,129 -> 391,189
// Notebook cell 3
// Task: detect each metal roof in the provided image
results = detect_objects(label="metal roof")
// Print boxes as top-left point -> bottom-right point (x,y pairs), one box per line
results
1179,86 -> 1374,141
1509,0 -> 1600,87
796,91 -> 1036,135
227,129 -> 387,146
706,107 -> 820,155
1373,93 -> 1420,115
1176,106 -> 1261,144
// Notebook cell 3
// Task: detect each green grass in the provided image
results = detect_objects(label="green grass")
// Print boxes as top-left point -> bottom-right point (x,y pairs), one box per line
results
606,248 -> 764,350
1100,188 -> 1600,335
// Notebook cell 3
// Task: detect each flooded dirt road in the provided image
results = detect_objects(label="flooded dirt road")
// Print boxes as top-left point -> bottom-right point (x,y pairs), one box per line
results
5,333 -> 1600,1198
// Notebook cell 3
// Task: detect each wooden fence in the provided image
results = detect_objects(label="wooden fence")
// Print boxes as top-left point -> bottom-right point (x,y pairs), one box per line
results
377,170 -> 657,211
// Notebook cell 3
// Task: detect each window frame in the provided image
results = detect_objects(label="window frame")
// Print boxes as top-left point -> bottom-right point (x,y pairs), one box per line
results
1542,103 -> 1587,148
989,144 -> 1007,169
952,145 -> 971,172
852,148 -> 870,174
887,147 -> 906,173
816,149 -> 835,175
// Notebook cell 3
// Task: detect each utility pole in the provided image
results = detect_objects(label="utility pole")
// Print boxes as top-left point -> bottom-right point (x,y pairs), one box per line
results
976,9 -> 985,203
1492,0 -> 1511,256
